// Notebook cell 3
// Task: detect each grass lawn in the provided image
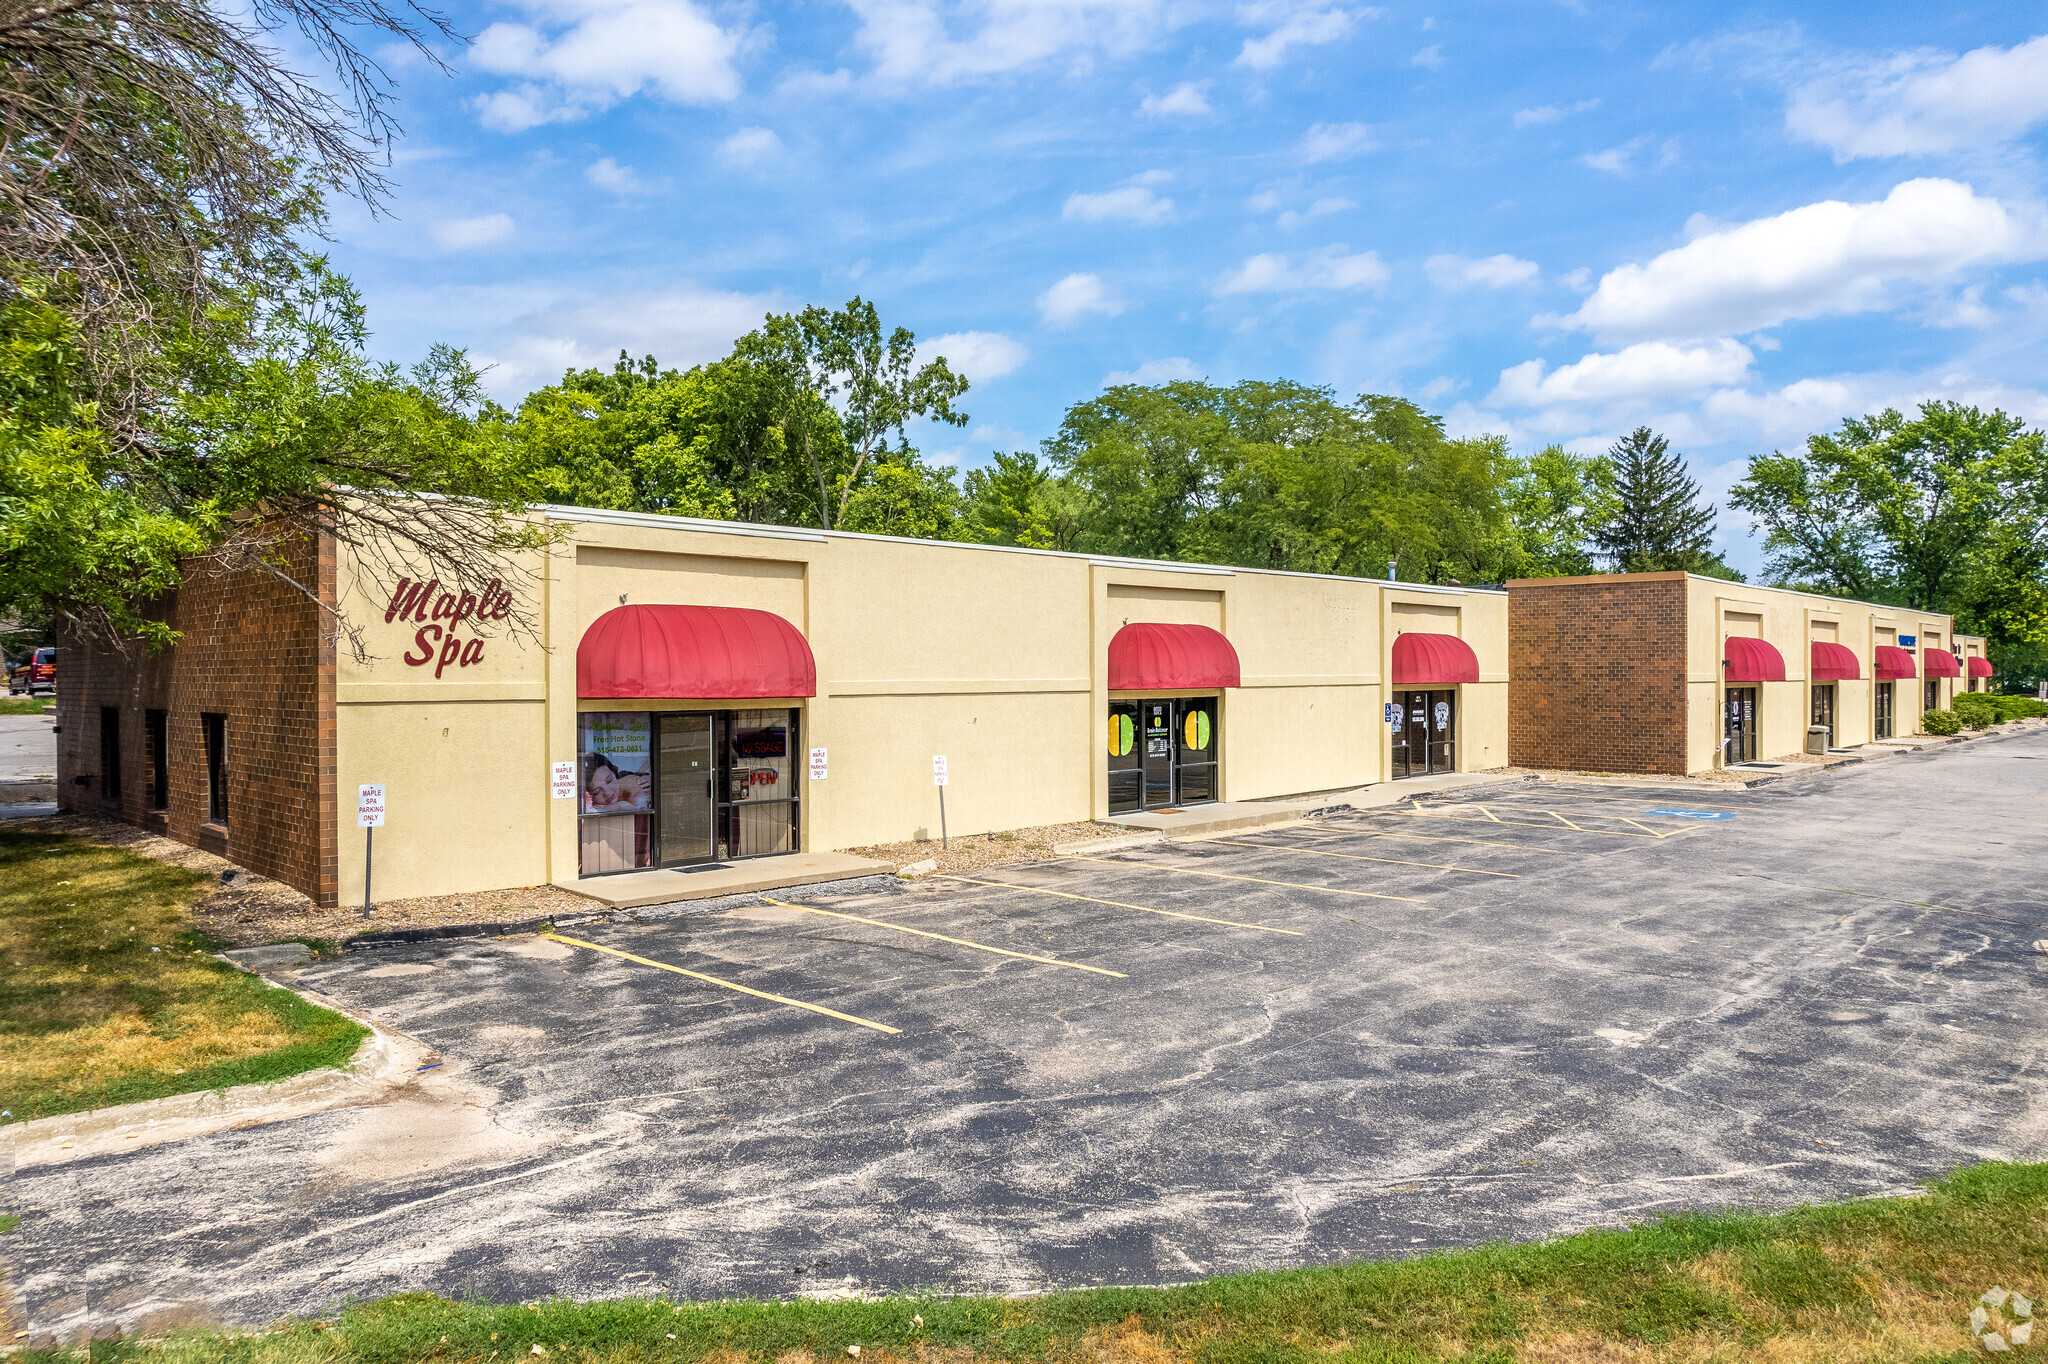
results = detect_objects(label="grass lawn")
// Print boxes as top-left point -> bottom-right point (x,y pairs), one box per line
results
0,829 -> 368,1124
0,696 -> 54,714
32,1162 -> 2045,1363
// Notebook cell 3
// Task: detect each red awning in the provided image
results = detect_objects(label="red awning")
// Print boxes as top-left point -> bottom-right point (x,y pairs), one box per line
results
1873,645 -> 1917,679
1922,648 -> 1962,678
1391,631 -> 1480,686
1967,656 -> 1994,678
1809,641 -> 1861,681
1723,636 -> 1787,682
1107,622 -> 1241,690
577,604 -> 817,699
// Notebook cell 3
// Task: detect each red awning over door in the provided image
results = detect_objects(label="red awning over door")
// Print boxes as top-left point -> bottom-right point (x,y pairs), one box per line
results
1391,632 -> 1480,686
1723,636 -> 1787,682
1809,641 -> 1861,681
1967,656 -> 1994,678
577,604 -> 818,699
1107,622 -> 1241,690
1922,648 -> 1962,678
1873,645 -> 1917,679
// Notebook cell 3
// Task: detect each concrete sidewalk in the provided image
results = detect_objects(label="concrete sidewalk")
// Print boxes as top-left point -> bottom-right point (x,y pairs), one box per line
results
556,849 -> 896,908
1083,770 -> 1534,843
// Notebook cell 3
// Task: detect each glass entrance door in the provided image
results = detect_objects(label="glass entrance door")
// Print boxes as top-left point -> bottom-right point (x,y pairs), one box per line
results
657,714 -> 716,865
1724,687 -> 1757,763
1141,700 -> 1175,808
1108,703 -> 1142,814
1875,682 -> 1894,739
1392,690 -> 1456,777
1811,684 -> 1835,748
1108,698 -> 1219,812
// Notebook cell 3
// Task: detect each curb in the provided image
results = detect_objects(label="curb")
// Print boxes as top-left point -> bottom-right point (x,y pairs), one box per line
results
3,992 -> 429,1169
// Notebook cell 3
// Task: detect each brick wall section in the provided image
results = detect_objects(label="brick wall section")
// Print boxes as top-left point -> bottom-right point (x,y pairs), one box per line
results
1507,575 -> 1689,774
56,533 -> 339,906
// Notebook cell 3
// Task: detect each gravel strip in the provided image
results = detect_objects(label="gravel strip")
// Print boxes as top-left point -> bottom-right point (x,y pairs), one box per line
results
845,821 -> 1128,875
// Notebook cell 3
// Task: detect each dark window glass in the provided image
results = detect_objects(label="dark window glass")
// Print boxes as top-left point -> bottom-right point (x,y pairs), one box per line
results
203,713 -> 227,825
146,710 -> 168,809
99,708 -> 121,804
1107,702 -> 1142,814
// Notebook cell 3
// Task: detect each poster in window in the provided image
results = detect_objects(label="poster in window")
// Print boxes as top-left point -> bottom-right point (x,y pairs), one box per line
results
579,713 -> 651,815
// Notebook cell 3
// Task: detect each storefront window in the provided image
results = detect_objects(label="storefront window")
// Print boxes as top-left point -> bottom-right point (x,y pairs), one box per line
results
579,712 -> 652,874
728,709 -> 796,857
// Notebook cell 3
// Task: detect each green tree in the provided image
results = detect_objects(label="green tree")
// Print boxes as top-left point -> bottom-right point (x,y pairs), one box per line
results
743,298 -> 969,531
1500,445 -> 1615,579
0,0 -> 549,649
1594,427 -> 1739,577
1730,400 -> 2048,673
961,451 -> 1059,548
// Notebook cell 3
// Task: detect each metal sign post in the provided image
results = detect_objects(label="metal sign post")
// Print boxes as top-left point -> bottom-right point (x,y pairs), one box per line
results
357,783 -> 385,914
932,755 -> 949,850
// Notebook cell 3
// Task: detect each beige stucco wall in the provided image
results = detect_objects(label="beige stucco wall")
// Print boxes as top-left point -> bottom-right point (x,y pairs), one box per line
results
1681,577 -> 1953,772
331,509 -> 1513,902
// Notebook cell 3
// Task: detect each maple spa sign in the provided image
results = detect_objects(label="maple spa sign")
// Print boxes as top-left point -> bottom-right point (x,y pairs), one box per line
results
384,576 -> 514,677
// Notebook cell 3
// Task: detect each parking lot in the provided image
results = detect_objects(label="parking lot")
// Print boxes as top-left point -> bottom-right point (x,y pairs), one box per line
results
11,730 -> 2047,1336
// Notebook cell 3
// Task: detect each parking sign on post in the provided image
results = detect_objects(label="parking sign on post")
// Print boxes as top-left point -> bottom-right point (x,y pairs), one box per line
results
932,755 -> 949,850
356,784 -> 384,915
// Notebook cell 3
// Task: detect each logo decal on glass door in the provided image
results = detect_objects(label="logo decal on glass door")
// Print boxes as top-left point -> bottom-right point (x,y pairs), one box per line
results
1183,710 -> 1211,750
1433,702 -> 1450,732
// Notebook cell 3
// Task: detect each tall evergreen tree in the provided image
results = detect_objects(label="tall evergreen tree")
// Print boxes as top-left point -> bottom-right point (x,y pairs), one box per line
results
1595,427 -> 1736,576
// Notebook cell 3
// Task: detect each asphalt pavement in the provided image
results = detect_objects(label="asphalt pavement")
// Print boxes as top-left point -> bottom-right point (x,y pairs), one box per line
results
8,729 -> 2046,1338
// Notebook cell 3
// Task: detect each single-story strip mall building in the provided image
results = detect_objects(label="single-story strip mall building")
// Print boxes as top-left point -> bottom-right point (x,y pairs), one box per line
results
1505,571 -> 1954,775
57,506 -> 1511,908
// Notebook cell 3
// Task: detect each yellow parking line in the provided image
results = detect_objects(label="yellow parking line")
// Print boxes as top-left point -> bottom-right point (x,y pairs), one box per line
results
1616,817 -> 1666,836
1071,855 -> 1425,903
1544,810 -> 1584,831
1199,836 -> 1520,878
758,896 -> 1127,977
1311,825 -> 1596,855
539,933 -> 899,1034
941,874 -> 1304,935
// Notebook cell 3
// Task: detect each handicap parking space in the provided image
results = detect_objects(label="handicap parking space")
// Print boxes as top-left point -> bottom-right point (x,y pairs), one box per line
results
12,736 -> 2047,1330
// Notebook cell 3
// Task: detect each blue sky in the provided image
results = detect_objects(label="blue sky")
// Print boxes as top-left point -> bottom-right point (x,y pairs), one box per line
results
327,2 -> 2048,574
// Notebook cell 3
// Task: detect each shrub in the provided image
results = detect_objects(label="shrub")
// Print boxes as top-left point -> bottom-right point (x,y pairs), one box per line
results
1922,708 -> 1963,736
1954,693 -> 2048,726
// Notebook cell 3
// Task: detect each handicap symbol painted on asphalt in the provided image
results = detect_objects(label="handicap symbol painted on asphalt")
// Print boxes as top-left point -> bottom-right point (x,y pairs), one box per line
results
1644,808 -> 1738,820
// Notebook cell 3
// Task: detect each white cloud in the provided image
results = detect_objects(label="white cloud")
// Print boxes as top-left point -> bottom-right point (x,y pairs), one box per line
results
1513,98 -> 1597,128
1105,357 -> 1204,386
917,330 -> 1029,381
1702,370 -> 2048,443
1559,177 -> 2043,342
1037,272 -> 1124,326
1581,135 -> 1648,175
1491,339 -> 1757,408
845,0 -> 1189,85
470,0 -> 743,130
585,157 -> 650,194
474,282 -> 783,396
1063,185 -> 1175,225
1410,44 -> 1442,69
716,126 -> 782,167
1141,81 -> 1210,115
1235,0 -> 1373,69
430,213 -> 515,249
1276,196 -> 1354,229
1299,121 -> 1374,163
1426,252 -> 1539,288
1215,247 -> 1387,294
1788,34 -> 2048,160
